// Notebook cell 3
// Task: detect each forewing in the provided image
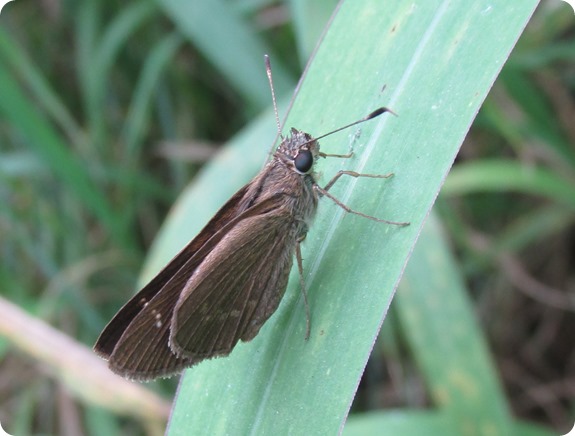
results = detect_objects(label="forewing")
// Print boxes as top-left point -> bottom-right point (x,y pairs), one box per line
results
94,184 -> 250,359
105,279 -> 198,380
98,194 -> 287,379
106,318 -> 192,381
170,205 -> 297,359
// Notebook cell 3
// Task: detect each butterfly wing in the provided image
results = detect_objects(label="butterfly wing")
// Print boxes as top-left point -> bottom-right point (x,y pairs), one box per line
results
169,202 -> 299,359
97,191 -> 288,379
94,185 -> 253,361
102,285 -> 197,380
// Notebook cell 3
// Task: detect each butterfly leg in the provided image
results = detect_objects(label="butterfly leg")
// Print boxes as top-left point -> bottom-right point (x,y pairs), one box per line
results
319,151 -> 354,159
314,171 -> 409,226
323,170 -> 393,192
295,239 -> 311,340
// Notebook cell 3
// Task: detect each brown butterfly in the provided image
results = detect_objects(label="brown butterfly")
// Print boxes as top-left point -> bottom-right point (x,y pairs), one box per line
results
94,57 -> 408,381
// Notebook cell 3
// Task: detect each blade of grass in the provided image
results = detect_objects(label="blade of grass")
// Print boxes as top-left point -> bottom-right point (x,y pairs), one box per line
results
79,1 -> 157,154
0,28 -> 83,146
121,33 -> 183,163
76,0 -> 102,152
395,212 -> 513,433
141,0 -> 541,434
442,159 -> 575,210
344,410 -> 553,436
345,212 -> 554,435
345,411 -> 452,435
158,0 -> 296,109
0,64 -> 132,249
499,68 -> 575,168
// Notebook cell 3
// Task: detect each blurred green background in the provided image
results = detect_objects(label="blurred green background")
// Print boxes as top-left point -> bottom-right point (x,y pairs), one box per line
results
0,0 -> 573,435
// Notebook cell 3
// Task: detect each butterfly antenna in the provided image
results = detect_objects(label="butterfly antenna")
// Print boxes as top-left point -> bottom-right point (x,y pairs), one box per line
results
312,107 -> 397,143
265,55 -> 283,139
297,107 -> 397,149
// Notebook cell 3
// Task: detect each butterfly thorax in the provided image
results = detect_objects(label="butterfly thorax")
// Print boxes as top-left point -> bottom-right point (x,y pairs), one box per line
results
240,128 -> 322,232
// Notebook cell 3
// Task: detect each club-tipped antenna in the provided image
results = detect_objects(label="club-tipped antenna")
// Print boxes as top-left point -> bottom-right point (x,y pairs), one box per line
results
265,55 -> 283,138
298,107 -> 397,148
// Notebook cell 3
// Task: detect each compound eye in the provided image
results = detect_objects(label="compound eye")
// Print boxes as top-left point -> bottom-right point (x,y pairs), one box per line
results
294,149 -> 313,173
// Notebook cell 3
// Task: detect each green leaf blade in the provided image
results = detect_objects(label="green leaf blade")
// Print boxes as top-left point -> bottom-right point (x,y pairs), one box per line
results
158,0 -> 540,434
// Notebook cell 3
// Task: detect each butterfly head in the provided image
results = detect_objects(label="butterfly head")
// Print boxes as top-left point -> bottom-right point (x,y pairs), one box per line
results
276,128 -> 320,175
